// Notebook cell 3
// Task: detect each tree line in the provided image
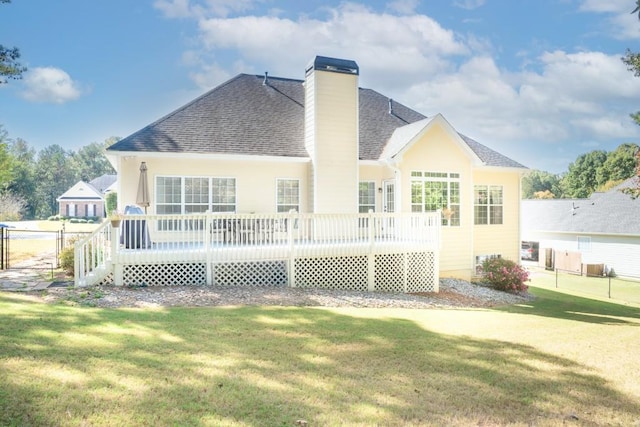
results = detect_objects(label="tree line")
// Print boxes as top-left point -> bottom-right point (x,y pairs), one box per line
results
0,125 -> 117,220
522,143 -> 639,199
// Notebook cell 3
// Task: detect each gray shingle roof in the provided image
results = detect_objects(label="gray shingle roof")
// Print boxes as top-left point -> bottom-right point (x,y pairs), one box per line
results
108,73 -> 525,169
88,174 -> 117,194
522,177 -> 640,235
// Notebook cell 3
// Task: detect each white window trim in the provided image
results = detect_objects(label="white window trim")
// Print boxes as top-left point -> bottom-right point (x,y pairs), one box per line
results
410,171 -> 460,226
155,175 -> 237,214
276,178 -> 300,213
474,184 -> 503,225
359,181 -> 376,213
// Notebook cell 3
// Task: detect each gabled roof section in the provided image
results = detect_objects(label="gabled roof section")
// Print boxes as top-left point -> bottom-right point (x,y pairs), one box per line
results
379,114 -> 483,165
57,181 -> 104,202
522,177 -> 640,235
378,114 -> 527,169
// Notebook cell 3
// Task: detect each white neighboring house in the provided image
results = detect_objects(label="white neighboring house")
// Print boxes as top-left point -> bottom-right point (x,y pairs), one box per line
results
57,174 -> 117,219
521,177 -> 640,278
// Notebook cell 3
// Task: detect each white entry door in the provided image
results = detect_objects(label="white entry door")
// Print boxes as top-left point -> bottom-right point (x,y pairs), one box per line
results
383,181 -> 395,213
382,181 -> 395,236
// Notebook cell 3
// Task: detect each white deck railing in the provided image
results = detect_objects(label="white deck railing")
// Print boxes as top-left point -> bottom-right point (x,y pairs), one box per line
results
75,211 -> 441,288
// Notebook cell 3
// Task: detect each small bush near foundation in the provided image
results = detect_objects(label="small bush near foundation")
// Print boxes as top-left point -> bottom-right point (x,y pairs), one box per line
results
480,258 -> 529,293
59,244 -> 75,276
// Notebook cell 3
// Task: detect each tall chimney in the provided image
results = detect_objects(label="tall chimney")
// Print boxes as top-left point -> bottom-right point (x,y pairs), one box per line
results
304,56 -> 360,214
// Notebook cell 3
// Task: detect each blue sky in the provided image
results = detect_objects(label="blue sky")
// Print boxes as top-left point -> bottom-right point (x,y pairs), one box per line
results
1,0 -> 640,173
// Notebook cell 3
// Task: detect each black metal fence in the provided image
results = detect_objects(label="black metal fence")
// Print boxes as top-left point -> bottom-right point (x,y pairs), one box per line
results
0,228 -> 67,270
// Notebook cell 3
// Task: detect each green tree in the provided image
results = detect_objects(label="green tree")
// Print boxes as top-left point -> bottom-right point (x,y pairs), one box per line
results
521,169 -> 562,199
595,143 -> 639,187
34,145 -> 76,218
72,140 -> 116,182
0,126 -> 14,188
561,150 -> 608,198
7,138 -> 37,218
0,1 -> 27,84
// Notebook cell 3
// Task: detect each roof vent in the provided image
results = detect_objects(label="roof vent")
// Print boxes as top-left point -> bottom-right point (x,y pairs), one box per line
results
263,71 -> 269,86
388,98 -> 394,115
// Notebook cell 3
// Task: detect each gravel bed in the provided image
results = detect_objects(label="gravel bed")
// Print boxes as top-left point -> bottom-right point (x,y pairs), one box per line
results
38,278 -> 534,309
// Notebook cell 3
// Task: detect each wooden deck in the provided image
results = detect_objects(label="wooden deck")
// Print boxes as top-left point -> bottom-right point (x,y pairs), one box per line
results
75,212 -> 441,293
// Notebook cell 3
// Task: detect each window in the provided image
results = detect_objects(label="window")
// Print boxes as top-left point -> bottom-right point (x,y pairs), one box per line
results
474,185 -> 503,225
577,236 -> 591,252
156,176 -> 236,214
410,171 -> 460,226
211,178 -> 236,213
475,254 -> 501,276
359,181 -> 376,213
157,177 -> 182,214
276,179 -> 299,213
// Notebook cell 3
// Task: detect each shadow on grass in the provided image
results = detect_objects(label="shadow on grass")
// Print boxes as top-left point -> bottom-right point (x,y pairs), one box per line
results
0,292 -> 639,426
496,286 -> 640,325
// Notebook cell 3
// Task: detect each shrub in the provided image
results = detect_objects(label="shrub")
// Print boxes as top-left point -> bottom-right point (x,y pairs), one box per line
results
480,257 -> 529,293
59,242 -> 76,276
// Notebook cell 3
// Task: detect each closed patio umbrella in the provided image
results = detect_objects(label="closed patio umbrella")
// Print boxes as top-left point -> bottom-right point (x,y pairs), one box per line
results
136,162 -> 150,213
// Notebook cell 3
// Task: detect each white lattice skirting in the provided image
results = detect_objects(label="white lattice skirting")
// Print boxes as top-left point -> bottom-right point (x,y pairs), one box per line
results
115,251 -> 437,293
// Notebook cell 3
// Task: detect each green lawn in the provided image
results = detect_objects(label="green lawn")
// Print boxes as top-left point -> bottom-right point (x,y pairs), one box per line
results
1,287 -> 639,426
529,267 -> 640,304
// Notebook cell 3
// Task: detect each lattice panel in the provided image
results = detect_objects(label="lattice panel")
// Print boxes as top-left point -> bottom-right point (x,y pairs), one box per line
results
212,261 -> 287,287
98,273 -> 114,286
294,256 -> 368,291
374,254 -> 405,293
406,251 -> 436,293
123,263 -> 206,286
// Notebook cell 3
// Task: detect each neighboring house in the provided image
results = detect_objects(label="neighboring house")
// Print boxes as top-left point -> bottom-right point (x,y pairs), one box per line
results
521,177 -> 640,278
106,56 -> 527,281
57,174 -> 116,219
89,174 -> 117,195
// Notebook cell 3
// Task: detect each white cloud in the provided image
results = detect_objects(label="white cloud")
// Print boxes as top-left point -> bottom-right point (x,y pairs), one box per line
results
400,49 -> 640,156
154,0 -> 192,18
387,0 -> 419,15
21,67 -> 83,104
192,3 -> 467,89
159,1 -> 640,171
579,0 -> 628,13
154,0 -> 259,19
452,0 -> 486,10
579,0 -> 640,40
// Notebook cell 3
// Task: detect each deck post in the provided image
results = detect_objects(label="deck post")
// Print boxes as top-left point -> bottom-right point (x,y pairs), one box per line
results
367,210 -> 375,292
111,226 -> 123,286
205,212 -> 213,286
287,210 -> 296,287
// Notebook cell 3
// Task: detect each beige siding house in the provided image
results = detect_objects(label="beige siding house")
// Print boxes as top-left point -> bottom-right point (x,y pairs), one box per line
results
106,56 -> 527,282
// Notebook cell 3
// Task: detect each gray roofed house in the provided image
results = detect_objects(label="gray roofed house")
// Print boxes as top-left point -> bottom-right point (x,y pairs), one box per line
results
521,177 -> 640,278
89,174 -> 117,194
105,55 -> 528,282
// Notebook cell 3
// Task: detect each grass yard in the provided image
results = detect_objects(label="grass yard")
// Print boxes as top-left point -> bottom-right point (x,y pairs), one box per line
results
1,287 -> 639,426
529,267 -> 640,304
